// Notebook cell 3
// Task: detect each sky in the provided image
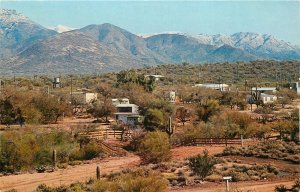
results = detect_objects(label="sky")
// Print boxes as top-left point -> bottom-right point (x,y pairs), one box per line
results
1,1 -> 300,45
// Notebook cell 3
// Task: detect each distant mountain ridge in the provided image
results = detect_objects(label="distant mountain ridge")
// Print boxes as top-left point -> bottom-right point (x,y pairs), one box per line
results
0,9 -> 299,75
0,9 -> 57,59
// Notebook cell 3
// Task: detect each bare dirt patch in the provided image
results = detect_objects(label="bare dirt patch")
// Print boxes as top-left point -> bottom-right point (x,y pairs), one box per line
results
171,145 -> 225,160
0,154 -> 140,192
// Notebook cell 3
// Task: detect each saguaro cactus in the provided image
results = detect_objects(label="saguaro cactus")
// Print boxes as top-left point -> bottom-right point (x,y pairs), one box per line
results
52,149 -> 57,169
166,116 -> 174,138
96,165 -> 101,180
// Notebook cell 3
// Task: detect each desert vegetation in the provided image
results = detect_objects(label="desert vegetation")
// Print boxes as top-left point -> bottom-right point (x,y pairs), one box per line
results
0,61 -> 299,191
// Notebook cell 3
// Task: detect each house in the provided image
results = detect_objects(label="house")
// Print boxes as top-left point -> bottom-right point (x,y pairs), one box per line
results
145,75 -> 164,81
112,98 -> 130,106
114,104 -> 141,125
72,92 -> 97,104
169,91 -> 176,103
259,93 -> 277,104
194,83 -> 229,91
246,92 -> 277,104
251,87 -> 277,93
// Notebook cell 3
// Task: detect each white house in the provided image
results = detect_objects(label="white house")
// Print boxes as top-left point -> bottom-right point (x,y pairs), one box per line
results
247,93 -> 277,104
114,104 -> 141,125
112,98 -> 130,106
251,87 -> 277,93
194,83 -> 229,91
260,93 -> 277,104
169,91 -> 176,103
145,75 -> 164,81
72,92 -> 97,104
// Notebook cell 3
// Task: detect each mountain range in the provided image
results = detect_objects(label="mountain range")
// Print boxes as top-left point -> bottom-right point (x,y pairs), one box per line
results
1,9 -> 300,75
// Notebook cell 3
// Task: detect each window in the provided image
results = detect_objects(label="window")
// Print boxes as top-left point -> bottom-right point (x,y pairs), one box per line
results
118,107 -> 132,113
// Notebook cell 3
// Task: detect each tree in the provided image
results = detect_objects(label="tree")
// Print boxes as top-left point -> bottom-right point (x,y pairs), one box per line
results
0,98 -> 16,125
32,94 -> 70,123
176,106 -> 191,125
87,100 -> 115,122
188,150 -> 217,180
138,131 -> 171,164
196,99 -> 220,122
144,108 -> 165,131
221,91 -> 238,109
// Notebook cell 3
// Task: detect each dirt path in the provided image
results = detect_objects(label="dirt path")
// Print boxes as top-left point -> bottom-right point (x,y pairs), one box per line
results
0,155 -> 140,192
171,180 -> 295,192
172,146 -> 225,160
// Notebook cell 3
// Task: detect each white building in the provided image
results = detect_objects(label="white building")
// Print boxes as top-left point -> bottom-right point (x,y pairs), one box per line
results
114,104 -> 141,125
194,83 -> 229,91
145,75 -> 164,81
247,93 -> 277,104
72,92 -> 97,104
169,91 -> 176,103
251,87 -> 277,93
112,98 -> 130,106
260,93 -> 277,104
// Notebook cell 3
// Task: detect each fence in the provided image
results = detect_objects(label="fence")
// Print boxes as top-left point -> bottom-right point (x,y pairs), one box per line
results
192,138 -> 242,146
79,129 -> 131,140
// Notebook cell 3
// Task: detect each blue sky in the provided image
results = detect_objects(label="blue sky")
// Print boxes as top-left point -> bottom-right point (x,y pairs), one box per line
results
1,1 -> 300,45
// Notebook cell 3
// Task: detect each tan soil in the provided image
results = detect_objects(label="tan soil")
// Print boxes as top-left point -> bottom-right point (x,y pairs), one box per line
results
171,146 -> 226,160
171,180 -> 295,192
0,154 -> 140,192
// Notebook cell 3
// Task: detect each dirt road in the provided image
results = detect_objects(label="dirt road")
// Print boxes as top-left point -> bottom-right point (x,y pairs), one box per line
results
171,180 -> 295,192
0,155 -> 140,192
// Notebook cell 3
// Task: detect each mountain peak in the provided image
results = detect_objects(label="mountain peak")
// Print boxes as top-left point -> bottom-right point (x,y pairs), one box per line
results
0,9 -> 31,23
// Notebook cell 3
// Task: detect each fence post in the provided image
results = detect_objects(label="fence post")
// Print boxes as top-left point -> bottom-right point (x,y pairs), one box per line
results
53,149 -> 57,170
241,135 -> 244,147
225,138 -> 228,147
96,165 -> 100,180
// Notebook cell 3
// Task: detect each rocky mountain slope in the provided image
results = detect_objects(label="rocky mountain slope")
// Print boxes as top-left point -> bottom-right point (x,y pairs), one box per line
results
0,9 -> 57,59
0,9 -> 299,75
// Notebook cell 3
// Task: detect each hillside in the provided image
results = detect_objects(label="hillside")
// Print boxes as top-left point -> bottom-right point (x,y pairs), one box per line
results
0,9 -> 300,75
0,9 -> 57,59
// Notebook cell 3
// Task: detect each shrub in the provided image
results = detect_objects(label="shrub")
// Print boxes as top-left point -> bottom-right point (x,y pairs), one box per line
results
81,140 -> 103,160
138,131 -> 171,164
188,150 -> 217,180
206,174 -> 223,182
93,168 -> 169,192
127,128 -> 146,151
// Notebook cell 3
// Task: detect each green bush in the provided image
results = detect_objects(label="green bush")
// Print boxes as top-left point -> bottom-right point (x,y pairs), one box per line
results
138,131 -> 172,164
92,168 -> 169,192
188,150 -> 217,180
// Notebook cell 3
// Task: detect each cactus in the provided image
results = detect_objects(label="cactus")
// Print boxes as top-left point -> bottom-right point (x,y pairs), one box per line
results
96,165 -> 101,180
52,149 -> 57,169
166,116 -> 174,138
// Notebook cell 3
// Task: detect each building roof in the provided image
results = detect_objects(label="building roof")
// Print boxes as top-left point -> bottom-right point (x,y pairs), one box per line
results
114,112 -> 139,115
260,93 -> 277,97
112,98 -> 129,101
145,75 -> 165,78
116,104 -> 138,107
195,83 -> 229,88
251,87 -> 277,91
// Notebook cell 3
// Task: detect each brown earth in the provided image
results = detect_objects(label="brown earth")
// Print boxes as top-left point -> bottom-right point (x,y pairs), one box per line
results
171,180 -> 295,192
0,155 -> 140,192
172,145 -> 225,160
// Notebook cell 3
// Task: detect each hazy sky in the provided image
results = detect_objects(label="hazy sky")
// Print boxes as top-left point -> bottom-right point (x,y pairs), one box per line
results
1,1 -> 300,45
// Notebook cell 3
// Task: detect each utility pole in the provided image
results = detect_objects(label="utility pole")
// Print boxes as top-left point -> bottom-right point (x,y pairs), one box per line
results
70,75 -> 73,103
